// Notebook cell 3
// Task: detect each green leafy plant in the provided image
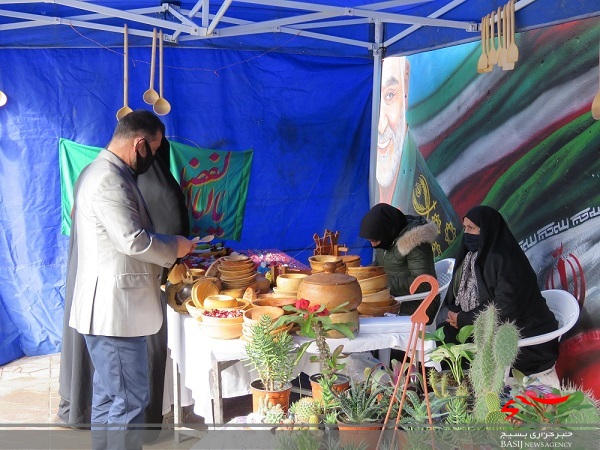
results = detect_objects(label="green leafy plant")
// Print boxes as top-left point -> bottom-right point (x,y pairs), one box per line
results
334,374 -> 387,424
504,369 -> 600,425
274,299 -> 355,384
425,325 -> 476,385
244,314 -> 296,391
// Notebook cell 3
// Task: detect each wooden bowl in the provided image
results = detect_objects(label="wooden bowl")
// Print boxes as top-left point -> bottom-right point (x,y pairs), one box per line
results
188,268 -> 206,279
340,255 -> 361,267
219,265 -> 256,277
358,274 -> 388,293
272,286 -> 298,298
243,306 -> 284,326
220,288 -> 245,298
198,320 -> 243,340
308,255 -> 343,272
357,298 -> 402,317
203,294 -> 237,309
276,273 -> 308,292
252,295 -> 297,309
184,298 -> 204,319
200,308 -> 244,325
191,279 -> 220,308
361,287 -> 391,304
242,322 -> 292,341
347,266 -> 386,280
325,309 -> 359,338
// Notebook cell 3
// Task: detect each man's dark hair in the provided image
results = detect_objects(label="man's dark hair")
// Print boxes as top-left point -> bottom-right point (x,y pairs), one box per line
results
113,109 -> 165,140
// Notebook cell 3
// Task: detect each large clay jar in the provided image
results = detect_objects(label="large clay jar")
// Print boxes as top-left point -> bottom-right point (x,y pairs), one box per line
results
296,262 -> 362,311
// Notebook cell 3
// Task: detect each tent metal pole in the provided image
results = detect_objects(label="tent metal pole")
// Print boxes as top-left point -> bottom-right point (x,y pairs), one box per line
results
369,19 -> 383,207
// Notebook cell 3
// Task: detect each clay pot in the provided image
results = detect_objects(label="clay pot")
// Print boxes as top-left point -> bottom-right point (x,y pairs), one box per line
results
296,262 -> 362,311
309,373 -> 350,401
250,380 -> 292,414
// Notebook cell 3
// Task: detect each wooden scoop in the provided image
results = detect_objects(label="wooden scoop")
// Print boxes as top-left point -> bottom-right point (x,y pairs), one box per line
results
506,0 -> 519,64
487,11 -> 498,66
477,16 -> 489,73
143,28 -> 159,105
153,29 -> 171,116
116,24 -> 133,120
501,6 -> 514,70
497,7 -> 508,69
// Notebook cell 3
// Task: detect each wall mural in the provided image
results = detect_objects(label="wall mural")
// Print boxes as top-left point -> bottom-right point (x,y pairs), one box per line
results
374,17 -> 600,397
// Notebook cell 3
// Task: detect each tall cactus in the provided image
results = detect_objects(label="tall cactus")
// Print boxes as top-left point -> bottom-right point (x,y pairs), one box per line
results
469,305 -> 520,422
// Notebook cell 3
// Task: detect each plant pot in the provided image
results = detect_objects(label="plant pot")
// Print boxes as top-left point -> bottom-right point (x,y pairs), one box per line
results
250,379 -> 292,414
309,373 -> 350,401
337,420 -> 382,450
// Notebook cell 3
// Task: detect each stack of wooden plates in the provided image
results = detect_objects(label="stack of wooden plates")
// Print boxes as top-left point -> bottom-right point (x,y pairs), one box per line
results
218,255 -> 258,292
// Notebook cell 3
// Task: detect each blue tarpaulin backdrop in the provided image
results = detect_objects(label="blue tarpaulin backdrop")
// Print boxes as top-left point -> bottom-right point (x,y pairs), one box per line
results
0,47 -> 373,364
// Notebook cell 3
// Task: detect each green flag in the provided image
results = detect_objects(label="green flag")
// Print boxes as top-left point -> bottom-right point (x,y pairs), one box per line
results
59,138 -> 253,240
169,141 -> 253,241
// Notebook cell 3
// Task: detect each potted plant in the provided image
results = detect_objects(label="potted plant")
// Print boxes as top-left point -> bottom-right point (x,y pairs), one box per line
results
274,298 -> 356,406
244,314 -> 297,414
425,324 -> 476,387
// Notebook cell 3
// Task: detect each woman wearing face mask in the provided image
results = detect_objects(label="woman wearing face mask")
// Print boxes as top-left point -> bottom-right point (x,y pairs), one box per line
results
440,205 -> 559,380
359,203 -> 439,323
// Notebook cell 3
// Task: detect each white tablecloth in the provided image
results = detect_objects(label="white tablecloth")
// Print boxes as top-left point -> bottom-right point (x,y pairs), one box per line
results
166,306 -> 433,422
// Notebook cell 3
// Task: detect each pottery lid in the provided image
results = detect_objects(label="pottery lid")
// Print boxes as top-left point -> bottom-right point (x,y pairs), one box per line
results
301,262 -> 358,286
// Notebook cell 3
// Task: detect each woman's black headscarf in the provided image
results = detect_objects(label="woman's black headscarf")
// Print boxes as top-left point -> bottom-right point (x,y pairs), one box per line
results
359,203 -> 408,250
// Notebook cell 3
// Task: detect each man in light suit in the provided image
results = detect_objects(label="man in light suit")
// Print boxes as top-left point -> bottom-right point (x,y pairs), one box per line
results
69,110 -> 197,449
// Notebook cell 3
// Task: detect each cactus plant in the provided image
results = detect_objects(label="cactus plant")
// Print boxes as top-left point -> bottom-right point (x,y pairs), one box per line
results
469,305 -> 520,422
290,396 -> 322,423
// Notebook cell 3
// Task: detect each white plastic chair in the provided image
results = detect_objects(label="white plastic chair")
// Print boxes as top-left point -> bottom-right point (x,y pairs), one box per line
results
517,289 -> 580,348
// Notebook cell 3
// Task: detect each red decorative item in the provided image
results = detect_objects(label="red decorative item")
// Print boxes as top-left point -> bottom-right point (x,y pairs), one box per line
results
545,244 -> 586,307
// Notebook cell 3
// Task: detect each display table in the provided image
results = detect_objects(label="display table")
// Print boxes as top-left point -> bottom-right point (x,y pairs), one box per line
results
166,306 -> 434,426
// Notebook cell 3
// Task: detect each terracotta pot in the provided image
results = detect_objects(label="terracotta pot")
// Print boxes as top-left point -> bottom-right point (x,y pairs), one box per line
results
309,373 -> 350,401
297,263 -> 362,311
337,422 -> 383,450
250,380 -> 292,414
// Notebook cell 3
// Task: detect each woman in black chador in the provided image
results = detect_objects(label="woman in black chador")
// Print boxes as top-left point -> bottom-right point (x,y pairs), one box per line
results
439,205 -> 558,378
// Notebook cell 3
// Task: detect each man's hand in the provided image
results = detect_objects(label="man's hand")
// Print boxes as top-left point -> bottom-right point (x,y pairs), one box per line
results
447,311 -> 459,329
176,235 -> 197,258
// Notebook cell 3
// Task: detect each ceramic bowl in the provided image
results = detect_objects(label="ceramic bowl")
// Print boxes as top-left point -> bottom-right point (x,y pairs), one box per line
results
198,320 -> 243,340
276,273 -> 308,292
358,274 -> 388,293
347,265 -> 386,280
243,306 -> 284,326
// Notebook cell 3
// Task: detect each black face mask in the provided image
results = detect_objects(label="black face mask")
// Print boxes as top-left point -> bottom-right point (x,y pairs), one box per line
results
134,139 -> 156,175
463,233 -> 480,252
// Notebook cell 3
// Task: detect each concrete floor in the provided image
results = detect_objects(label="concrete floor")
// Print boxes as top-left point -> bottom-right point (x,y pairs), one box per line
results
0,353 -> 254,449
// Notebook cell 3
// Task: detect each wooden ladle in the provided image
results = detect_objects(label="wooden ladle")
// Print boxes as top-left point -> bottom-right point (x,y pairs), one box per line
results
116,24 -> 133,121
488,11 -> 498,66
506,0 -> 519,64
143,28 -> 159,105
477,16 -> 488,73
592,43 -> 600,120
153,30 -> 171,116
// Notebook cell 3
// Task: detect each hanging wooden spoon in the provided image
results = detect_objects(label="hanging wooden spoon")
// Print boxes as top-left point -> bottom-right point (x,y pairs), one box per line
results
488,11 -> 498,66
592,42 -> 600,120
502,4 -> 515,70
143,28 -> 159,105
477,16 -> 488,73
477,17 -> 488,73
116,24 -> 133,121
497,7 -> 507,69
153,30 -> 171,116
507,0 -> 519,64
